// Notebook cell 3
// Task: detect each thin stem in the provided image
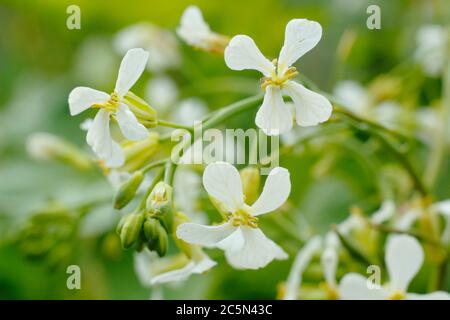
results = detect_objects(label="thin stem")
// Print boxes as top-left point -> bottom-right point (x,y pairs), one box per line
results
203,94 -> 264,130
345,120 -> 428,197
141,158 -> 169,174
163,161 -> 176,185
424,56 -> 450,187
157,119 -> 193,132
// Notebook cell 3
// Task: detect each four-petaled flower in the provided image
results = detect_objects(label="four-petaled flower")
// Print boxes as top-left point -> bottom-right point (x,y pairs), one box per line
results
176,161 -> 290,270
69,48 -> 150,167
339,235 -> 450,300
224,19 -> 332,136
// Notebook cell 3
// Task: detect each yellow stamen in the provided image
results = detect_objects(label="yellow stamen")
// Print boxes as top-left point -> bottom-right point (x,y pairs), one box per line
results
228,207 -> 259,228
92,91 -> 120,113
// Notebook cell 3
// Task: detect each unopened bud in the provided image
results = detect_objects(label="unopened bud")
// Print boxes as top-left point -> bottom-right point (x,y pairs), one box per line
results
113,171 -> 144,209
123,92 -> 157,128
143,217 -> 168,256
26,132 -> 92,171
240,166 -> 260,205
122,132 -> 160,171
119,212 -> 144,249
146,182 -> 173,218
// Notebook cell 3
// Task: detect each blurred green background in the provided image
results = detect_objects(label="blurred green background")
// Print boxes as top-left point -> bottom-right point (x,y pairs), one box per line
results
0,0 -> 449,299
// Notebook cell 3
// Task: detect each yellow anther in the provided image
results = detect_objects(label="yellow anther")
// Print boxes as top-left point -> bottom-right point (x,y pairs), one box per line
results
260,66 -> 299,90
92,91 -> 120,113
229,208 -> 259,228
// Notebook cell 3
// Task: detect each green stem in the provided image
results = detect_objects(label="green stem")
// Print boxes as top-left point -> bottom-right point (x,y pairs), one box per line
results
203,94 -> 264,130
163,161 -> 176,185
424,56 -> 450,188
141,158 -> 169,174
157,119 -> 193,132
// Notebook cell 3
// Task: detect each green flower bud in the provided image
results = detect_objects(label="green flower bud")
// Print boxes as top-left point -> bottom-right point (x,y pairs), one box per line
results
143,218 -> 160,243
156,228 -> 168,257
119,212 -> 144,249
240,166 -> 260,205
123,91 -> 157,128
113,171 -> 144,209
122,132 -> 160,172
143,218 -> 169,256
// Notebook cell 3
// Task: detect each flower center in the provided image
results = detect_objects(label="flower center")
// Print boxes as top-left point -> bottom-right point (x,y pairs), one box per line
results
388,289 -> 406,300
228,207 -> 258,228
261,59 -> 298,90
92,91 -> 120,113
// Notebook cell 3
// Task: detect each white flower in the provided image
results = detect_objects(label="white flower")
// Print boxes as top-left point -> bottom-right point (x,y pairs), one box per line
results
173,167 -> 207,224
224,19 -> 332,136
283,236 -> 321,300
134,247 -> 216,286
176,161 -> 290,269
114,23 -> 180,72
68,48 -> 150,167
339,235 -> 450,300
172,98 -> 208,126
177,6 -> 228,52
370,200 -> 396,224
415,25 -> 448,77
145,76 -> 179,113
334,80 -> 371,114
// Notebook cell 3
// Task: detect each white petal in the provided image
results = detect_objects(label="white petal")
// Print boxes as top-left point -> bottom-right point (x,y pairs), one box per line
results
134,250 -> 158,287
224,35 -> 275,76
407,291 -> 450,300
151,253 -> 216,285
202,161 -> 244,212
321,246 -> 338,288
339,273 -> 389,300
250,167 -> 291,216
386,235 -> 424,292
116,103 -> 148,140
255,86 -> 293,136
115,48 -> 149,97
176,222 -> 237,248
177,5 -> 212,48
86,110 -> 124,167
224,227 -> 287,270
284,80 -> 332,126
216,228 -> 245,252
104,140 -> 126,168
432,200 -> 450,217
68,87 -> 109,116
151,261 -> 196,285
370,200 -> 395,224
145,76 -> 179,112
278,19 -> 322,74
284,236 -> 321,300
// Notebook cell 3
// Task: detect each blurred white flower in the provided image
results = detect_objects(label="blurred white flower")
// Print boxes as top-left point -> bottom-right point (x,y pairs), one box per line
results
176,161 -> 289,269
68,48 -> 149,167
224,19 -> 332,136
283,236 -> 321,300
415,108 -> 450,144
172,98 -> 208,126
339,235 -> 450,300
134,247 -> 216,286
334,81 -> 371,114
173,167 -> 207,224
415,25 -> 448,77
334,80 -> 403,129
114,23 -> 180,72
145,76 -> 179,113
177,5 -> 228,53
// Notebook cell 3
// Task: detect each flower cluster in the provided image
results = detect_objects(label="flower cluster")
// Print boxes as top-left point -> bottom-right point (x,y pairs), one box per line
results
21,3 -> 450,300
